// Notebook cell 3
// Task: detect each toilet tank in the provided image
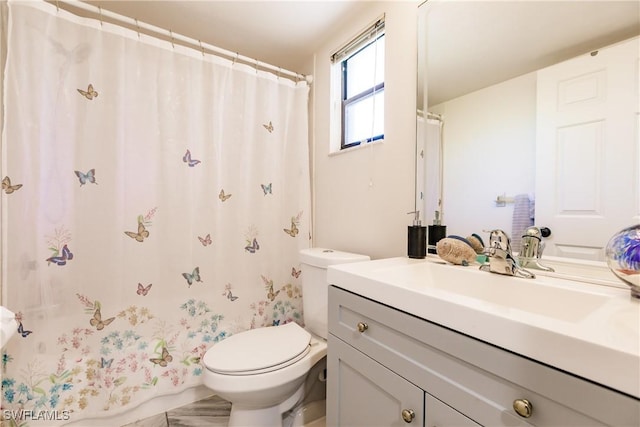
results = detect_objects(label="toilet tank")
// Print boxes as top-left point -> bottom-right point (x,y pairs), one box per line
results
299,248 -> 370,339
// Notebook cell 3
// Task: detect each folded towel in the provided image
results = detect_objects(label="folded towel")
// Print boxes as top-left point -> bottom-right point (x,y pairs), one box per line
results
0,306 -> 18,349
511,194 -> 534,253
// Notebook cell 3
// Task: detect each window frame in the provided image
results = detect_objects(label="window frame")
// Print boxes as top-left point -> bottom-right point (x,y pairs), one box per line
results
330,17 -> 386,152
340,33 -> 385,149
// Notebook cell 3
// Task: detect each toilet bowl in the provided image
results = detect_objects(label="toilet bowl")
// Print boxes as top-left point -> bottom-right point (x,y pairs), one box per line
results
203,323 -> 327,426
201,248 -> 369,427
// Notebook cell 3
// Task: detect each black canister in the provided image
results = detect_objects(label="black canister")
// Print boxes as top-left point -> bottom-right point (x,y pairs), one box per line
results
427,211 -> 446,254
407,211 -> 427,259
428,225 -> 447,254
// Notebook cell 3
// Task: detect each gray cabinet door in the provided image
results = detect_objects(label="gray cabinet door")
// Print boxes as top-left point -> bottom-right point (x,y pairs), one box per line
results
327,334 -> 425,427
425,394 -> 480,427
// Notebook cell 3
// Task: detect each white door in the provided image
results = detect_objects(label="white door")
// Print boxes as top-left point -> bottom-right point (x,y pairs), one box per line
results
536,37 -> 640,260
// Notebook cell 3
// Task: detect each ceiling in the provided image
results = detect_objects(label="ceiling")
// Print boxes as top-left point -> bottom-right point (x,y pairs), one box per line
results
78,1 -> 374,74
56,1 -> 639,103
424,1 -> 640,106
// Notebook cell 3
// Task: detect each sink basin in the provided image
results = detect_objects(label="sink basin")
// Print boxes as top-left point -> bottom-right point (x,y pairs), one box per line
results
370,259 -> 609,322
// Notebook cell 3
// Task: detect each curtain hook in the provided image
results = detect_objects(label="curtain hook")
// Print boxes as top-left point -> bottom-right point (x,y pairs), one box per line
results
199,40 -> 205,57
135,18 -> 140,39
169,30 -> 175,49
56,0 -> 59,12
232,52 -> 239,66
98,6 -> 103,27
277,67 -> 281,80
255,58 -> 259,74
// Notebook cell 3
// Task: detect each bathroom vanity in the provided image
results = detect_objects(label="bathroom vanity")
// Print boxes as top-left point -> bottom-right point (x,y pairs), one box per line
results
326,257 -> 640,426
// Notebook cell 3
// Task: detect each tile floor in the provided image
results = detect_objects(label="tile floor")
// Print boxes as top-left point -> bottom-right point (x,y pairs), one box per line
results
121,395 -> 231,427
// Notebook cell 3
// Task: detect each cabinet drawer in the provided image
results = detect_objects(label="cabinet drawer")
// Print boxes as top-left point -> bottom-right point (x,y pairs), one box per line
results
329,285 -> 639,426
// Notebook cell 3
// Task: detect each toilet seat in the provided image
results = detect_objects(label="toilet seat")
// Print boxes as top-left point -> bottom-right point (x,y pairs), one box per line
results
204,322 -> 311,375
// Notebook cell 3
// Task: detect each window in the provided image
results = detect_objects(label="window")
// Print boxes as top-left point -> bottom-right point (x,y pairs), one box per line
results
331,18 -> 385,150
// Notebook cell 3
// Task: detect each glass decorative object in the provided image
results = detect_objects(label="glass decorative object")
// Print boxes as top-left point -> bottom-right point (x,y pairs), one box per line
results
605,224 -> 640,299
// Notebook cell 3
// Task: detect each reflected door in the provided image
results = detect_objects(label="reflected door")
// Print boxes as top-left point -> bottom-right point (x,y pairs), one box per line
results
536,37 -> 640,260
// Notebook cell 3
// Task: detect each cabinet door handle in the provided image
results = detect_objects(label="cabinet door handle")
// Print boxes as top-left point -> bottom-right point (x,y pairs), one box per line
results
356,322 -> 368,333
513,399 -> 533,418
401,408 -> 415,423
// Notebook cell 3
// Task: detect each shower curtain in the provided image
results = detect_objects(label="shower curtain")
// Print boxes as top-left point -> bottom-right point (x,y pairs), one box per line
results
1,1 -> 310,424
424,117 -> 443,224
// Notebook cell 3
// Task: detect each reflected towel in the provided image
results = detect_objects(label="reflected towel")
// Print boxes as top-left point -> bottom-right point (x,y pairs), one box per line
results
0,306 -> 18,349
511,194 -> 534,254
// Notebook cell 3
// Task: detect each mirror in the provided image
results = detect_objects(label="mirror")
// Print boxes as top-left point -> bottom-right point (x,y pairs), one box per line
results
417,0 -> 640,262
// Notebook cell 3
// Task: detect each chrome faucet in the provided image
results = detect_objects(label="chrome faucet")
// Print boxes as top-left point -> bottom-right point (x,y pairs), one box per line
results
480,229 -> 535,279
518,226 -> 555,272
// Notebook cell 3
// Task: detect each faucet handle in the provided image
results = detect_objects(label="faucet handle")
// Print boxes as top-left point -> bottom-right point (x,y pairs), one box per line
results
518,226 -> 554,272
522,226 -> 551,240
522,226 -> 542,239
488,229 -> 512,253
521,226 -> 552,258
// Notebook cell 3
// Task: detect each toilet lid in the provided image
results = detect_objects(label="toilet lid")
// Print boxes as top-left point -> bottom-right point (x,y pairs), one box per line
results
203,322 -> 311,374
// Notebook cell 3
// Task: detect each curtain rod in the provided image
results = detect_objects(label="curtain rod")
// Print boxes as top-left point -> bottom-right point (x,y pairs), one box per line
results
52,0 -> 311,83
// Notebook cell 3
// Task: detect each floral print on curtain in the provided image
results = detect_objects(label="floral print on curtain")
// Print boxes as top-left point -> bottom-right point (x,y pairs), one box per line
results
0,1 -> 311,424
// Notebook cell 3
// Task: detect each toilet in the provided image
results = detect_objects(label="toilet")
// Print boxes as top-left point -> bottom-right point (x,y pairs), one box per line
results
202,248 -> 369,427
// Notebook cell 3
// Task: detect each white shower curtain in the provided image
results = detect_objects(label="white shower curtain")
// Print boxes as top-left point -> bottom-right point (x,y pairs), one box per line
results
1,0 -> 310,423
424,117 -> 443,223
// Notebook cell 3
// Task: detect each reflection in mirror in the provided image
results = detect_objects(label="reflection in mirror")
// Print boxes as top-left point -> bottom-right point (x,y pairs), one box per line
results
417,0 -> 640,262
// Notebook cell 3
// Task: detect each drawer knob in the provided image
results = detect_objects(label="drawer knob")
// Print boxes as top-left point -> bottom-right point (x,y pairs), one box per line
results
357,322 -> 368,333
513,399 -> 533,418
401,408 -> 415,423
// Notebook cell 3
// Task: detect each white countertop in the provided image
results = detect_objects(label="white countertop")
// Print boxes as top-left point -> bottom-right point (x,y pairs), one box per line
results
327,256 -> 640,399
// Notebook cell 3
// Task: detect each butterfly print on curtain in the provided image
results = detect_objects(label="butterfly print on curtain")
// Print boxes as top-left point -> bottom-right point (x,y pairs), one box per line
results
74,169 -> 97,186
77,83 -> 98,100
2,176 -> 22,194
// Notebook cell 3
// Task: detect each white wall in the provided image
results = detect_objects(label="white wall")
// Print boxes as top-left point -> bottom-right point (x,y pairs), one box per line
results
306,1 -> 418,260
430,72 -> 537,241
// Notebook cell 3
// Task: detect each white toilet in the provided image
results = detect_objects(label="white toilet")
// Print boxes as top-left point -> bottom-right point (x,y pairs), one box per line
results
202,248 -> 369,427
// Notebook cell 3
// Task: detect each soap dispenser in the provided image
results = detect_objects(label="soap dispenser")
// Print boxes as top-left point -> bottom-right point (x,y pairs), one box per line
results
407,211 -> 427,259
428,211 -> 447,254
